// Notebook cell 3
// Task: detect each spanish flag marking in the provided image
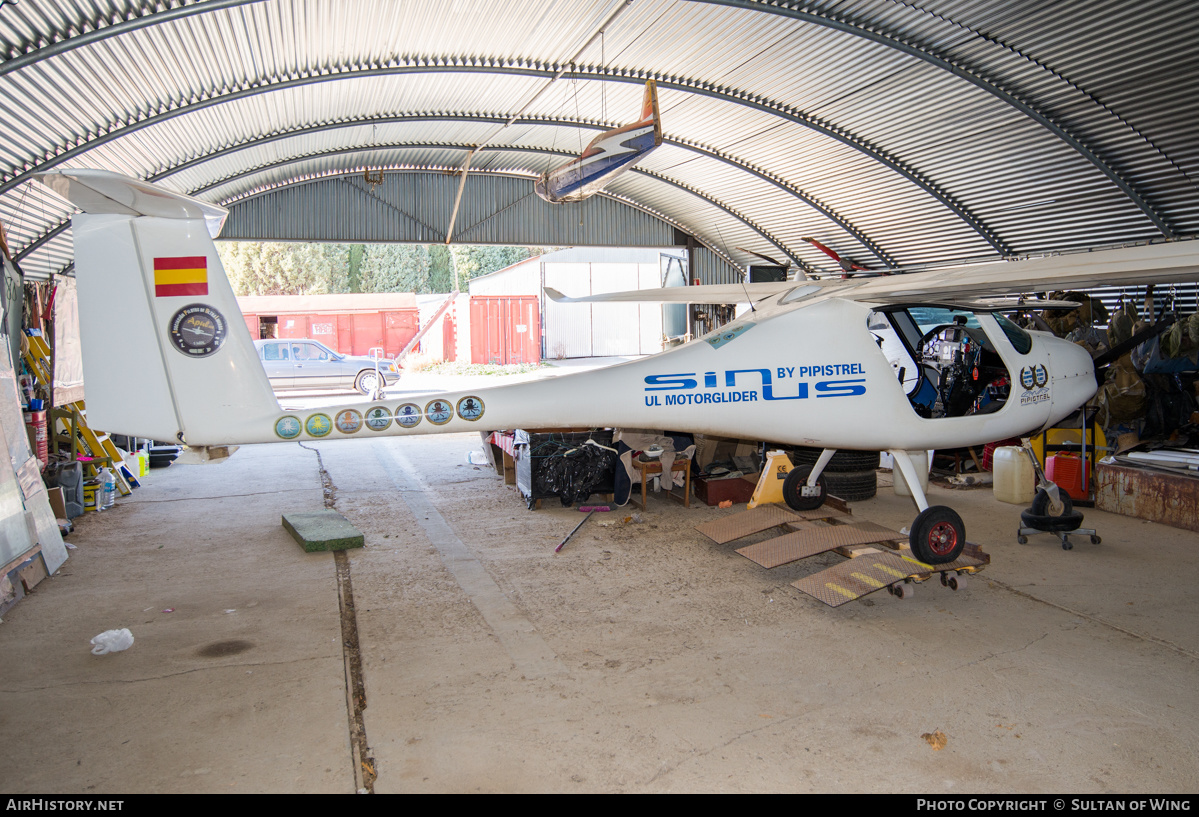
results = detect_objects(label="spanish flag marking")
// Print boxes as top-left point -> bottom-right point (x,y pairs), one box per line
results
154,256 -> 208,297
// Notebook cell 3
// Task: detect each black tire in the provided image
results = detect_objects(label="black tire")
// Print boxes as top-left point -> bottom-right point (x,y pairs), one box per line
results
789,447 -> 880,473
1029,487 -> 1073,518
822,469 -> 877,502
355,369 -> 383,395
910,505 -> 965,564
782,466 -> 827,512
1020,508 -> 1084,532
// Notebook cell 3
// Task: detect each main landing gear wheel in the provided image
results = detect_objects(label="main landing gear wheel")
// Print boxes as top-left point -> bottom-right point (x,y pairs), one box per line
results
910,505 -> 966,565
782,466 -> 827,512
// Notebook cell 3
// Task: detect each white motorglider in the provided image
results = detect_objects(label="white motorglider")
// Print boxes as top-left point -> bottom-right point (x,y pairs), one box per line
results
36,170 -> 1199,565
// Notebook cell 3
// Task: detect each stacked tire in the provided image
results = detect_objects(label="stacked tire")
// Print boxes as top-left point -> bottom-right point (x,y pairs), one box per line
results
787,448 -> 879,502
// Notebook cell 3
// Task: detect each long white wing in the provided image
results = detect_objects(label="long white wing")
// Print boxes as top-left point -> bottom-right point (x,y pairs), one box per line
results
844,241 -> 1199,303
545,241 -> 1199,306
543,282 -> 827,304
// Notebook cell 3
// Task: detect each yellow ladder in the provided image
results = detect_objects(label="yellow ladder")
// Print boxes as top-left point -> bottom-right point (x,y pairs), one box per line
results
22,332 -> 138,495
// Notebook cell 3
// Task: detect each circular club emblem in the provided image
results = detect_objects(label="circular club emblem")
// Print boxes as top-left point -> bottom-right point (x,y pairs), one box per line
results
364,407 -> 392,431
305,413 -> 333,438
395,403 -> 422,429
335,409 -> 363,434
456,396 -> 485,422
1020,365 -> 1049,390
274,415 -> 302,440
425,399 -> 453,426
168,304 -> 227,357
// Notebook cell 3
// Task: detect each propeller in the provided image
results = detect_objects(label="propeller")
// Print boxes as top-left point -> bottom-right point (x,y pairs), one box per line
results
736,247 -> 790,271
801,236 -> 878,277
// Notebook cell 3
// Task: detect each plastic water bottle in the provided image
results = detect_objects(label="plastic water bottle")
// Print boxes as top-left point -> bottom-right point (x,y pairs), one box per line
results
100,467 -> 116,509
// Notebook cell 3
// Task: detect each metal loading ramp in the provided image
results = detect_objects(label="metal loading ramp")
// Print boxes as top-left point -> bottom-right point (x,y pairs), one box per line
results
735,521 -> 906,569
791,545 -> 989,607
694,503 -> 851,546
696,505 -> 988,607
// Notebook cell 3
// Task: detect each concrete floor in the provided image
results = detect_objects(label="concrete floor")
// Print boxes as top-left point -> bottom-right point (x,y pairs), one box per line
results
1,430 -> 1197,793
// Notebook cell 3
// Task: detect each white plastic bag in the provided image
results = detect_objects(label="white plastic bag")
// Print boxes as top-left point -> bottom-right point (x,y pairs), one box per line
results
90,628 -> 134,655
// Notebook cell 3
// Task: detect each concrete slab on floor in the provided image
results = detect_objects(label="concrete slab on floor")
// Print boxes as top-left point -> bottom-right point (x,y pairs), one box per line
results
0,443 -> 353,794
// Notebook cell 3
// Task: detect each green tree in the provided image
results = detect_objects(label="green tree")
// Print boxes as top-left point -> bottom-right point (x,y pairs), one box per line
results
428,244 -> 456,292
218,241 -> 350,295
347,244 -> 365,293
359,244 -> 432,293
450,245 -> 543,289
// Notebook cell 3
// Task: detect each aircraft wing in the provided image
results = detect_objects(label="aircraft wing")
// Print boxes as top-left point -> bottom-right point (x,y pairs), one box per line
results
543,282 -> 814,304
550,241 -> 1199,308
842,241 -> 1199,304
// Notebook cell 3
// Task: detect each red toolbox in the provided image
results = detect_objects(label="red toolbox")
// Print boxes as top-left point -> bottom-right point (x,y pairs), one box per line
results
694,474 -> 758,506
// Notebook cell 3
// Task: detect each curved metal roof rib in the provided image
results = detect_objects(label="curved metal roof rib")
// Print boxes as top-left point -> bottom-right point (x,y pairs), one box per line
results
1,0 -> 1196,282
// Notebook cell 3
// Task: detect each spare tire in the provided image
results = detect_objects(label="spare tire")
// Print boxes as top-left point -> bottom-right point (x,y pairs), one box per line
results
788,447 -> 880,473
822,469 -> 877,502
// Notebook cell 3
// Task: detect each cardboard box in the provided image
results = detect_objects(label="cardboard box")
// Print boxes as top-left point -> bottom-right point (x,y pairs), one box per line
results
694,474 -> 758,506
47,486 -> 66,521
17,555 -> 48,592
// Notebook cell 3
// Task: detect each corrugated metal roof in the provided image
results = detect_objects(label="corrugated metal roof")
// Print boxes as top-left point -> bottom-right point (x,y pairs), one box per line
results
2,0 -> 1197,283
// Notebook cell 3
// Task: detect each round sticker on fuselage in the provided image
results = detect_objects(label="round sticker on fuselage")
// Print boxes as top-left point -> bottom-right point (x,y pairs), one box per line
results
425,399 -> 453,425
305,413 -> 333,438
395,403 -> 422,428
456,396 -> 485,422
275,415 -> 302,440
335,409 -> 363,434
168,304 -> 227,358
364,407 -> 392,431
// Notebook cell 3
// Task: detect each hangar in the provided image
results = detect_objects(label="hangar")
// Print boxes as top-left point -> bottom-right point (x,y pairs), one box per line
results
1,0 -> 1198,795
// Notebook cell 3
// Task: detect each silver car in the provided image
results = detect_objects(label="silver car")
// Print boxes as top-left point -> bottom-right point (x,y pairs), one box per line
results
254,339 -> 398,394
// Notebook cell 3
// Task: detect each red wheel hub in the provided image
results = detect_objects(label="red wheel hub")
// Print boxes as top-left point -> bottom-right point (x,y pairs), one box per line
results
927,521 -> 959,556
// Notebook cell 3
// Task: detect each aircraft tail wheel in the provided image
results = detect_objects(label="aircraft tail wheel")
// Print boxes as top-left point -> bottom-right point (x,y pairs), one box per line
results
910,506 -> 965,564
782,466 -> 827,512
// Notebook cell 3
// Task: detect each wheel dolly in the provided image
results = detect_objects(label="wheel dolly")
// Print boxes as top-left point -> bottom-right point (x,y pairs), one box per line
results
1015,444 -> 1100,550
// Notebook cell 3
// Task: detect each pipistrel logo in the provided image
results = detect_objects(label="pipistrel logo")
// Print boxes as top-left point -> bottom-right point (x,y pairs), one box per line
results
1020,364 -> 1048,390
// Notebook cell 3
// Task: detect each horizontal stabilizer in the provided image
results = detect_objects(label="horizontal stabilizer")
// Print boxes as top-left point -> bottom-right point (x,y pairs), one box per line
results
36,169 -> 228,238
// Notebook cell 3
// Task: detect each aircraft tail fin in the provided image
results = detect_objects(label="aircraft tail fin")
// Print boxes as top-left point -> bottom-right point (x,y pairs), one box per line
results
36,170 -> 279,447
641,79 -> 662,146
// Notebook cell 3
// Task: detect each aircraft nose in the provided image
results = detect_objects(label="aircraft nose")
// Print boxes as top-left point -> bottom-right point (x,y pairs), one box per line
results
1048,337 -> 1098,411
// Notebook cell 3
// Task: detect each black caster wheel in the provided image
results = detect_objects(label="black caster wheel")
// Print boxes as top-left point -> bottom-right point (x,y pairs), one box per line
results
1091,535 -> 1101,544
1017,535 -> 1028,545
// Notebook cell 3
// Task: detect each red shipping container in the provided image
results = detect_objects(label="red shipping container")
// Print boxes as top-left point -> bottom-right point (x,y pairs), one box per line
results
470,296 -> 540,365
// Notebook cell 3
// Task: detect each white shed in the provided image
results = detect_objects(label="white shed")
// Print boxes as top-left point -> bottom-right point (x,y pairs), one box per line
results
468,247 -> 688,360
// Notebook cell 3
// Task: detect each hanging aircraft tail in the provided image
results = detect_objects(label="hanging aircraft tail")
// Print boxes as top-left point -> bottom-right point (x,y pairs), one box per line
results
36,170 -> 280,450
534,79 -> 663,204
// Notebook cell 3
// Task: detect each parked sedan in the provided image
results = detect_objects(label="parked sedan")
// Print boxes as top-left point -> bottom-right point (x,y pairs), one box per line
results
254,339 -> 398,394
